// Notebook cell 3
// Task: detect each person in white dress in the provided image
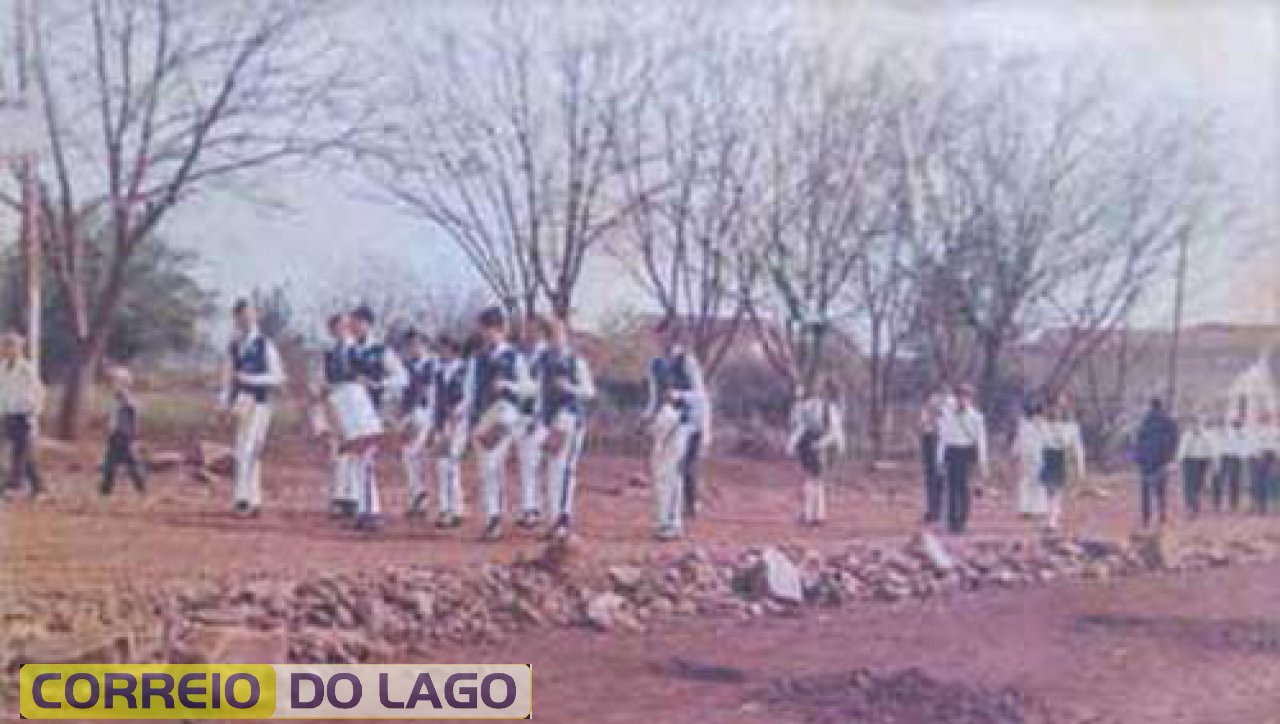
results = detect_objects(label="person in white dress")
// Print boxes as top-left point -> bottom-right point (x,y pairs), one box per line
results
1014,399 -> 1049,518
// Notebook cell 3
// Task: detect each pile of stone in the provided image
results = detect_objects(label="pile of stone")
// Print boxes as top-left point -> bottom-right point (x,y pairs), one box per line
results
3,531 -> 1278,675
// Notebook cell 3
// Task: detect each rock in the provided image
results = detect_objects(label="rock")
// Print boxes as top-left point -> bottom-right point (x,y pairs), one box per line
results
189,607 -> 250,627
1079,537 -> 1125,561
145,450 -> 186,473
7,633 -> 132,672
511,598 -> 544,626
1083,562 -> 1111,582
1130,531 -> 1173,570
585,592 -> 629,631
608,565 -> 645,593
910,532 -> 956,573
195,441 -> 236,477
758,547 -> 802,605
173,625 -> 287,664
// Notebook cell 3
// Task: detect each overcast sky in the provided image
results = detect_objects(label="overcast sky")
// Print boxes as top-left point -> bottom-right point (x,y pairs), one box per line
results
134,0 -> 1280,329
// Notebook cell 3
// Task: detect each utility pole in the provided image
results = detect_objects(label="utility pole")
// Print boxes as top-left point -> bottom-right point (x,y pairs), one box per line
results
16,0 -> 40,372
1166,225 -> 1190,412
4,0 -> 40,369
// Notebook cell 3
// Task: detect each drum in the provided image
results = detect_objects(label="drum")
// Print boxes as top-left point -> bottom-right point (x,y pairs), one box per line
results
329,382 -> 384,453
473,400 -> 516,452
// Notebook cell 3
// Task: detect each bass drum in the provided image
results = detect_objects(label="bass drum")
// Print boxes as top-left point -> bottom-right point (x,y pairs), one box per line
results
329,382 -> 384,453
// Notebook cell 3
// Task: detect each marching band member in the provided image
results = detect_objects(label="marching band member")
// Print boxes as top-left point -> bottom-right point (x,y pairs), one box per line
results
515,320 -> 549,528
432,335 -> 471,528
398,329 -> 437,517
218,299 -> 286,517
320,313 -> 359,518
787,375 -> 846,526
468,306 -> 532,541
645,320 -> 710,541
538,316 -> 595,539
348,305 -> 407,529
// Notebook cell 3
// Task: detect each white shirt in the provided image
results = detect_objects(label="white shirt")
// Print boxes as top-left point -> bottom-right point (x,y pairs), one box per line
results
1178,427 -> 1217,461
788,396 -> 847,455
0,358 -> 43,416
1217,425 -> 1249,458
1043,419 -> 1088,479
937,402 -> 989,472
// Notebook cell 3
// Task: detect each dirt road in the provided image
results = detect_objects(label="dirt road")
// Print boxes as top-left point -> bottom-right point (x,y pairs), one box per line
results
433,561 -> 1280,724
3,450 -> 1270,595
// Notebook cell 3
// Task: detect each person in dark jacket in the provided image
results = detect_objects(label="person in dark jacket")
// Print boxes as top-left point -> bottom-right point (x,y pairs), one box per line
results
101,366 -> 146,496
1135,398 -> 1179,527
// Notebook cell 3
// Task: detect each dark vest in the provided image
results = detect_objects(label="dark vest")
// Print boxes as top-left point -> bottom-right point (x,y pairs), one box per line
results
520,346 -> 548,417
540,349 -> 584,424
401,356 -> 436,415
349,340 -> 390,408
230,335 -> 272,403
652,352 -> 695,398
433,360 -> 468,429
324,343 -> 356,386
471,344 -> 520,423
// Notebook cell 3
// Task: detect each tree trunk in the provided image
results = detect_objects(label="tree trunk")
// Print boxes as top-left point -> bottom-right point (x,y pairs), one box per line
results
867,364 -> 885,468
55,339 -> 103,440
977,336 -> 1003,430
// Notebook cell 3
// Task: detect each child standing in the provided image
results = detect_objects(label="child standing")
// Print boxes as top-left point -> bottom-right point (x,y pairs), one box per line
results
101,366 -> 147,496
788,376 -> 846,526
0,331 -> 45,498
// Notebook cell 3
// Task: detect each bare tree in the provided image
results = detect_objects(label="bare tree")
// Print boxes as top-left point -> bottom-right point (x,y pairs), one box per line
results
363,4 -> 652,322
747,49 -> 903,389
902,51 -> 1225,424
0,0 -> 361,438
611,32 -> 760,377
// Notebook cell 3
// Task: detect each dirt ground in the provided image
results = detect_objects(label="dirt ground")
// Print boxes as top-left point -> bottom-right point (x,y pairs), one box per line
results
3,444 -> 1280,722
437,560 -> 1280,724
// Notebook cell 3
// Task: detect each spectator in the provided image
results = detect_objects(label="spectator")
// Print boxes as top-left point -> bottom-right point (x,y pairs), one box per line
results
1135,398 -> 1179,528
0,332 -> 45,498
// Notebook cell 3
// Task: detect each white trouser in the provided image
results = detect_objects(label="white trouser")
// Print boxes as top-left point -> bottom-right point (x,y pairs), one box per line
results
474,401 -> 519,520
651,408 -> 695,532
546,412 -> 587,518
330,435 -> 358,504
517,418 -> 547,513
1046,489 -> 1063,528
233,403 -> 273,509
802,479 -> 827,522
401,408 -> 432,505
436,416 -> 470,517
356,446 -> 381,516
